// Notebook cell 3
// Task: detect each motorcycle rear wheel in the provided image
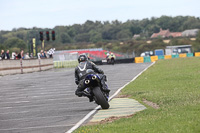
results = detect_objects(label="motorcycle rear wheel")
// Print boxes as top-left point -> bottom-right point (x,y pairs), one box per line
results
93,87 -> 110,109
111,59 -> 114,65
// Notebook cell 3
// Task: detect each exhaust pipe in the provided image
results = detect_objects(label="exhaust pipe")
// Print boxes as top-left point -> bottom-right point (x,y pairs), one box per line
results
92,75 -> 97,80
85,80 -> 90,84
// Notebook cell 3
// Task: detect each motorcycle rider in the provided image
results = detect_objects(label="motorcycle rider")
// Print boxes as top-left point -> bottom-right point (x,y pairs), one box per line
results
75,54 -> 110,102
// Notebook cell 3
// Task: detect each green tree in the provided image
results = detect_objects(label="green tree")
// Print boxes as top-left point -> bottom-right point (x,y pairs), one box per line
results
3,37 -> 26,50
192,31 -> 200,52
116,30 -> 132,40
196,31 -> 200,42
60,33 -> 72,43
67,27 -> 76,38
130,26 -> 141,35
0,44 -> 5,50
75,33 -> 90,42
89,30 -> 102,43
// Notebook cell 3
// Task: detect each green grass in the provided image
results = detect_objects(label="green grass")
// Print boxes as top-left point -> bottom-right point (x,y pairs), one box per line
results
74,57 -> 200,133
54,60 -> 78,68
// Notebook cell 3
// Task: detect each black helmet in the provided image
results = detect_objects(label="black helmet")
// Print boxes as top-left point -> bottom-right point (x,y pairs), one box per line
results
78,54 -> 88,63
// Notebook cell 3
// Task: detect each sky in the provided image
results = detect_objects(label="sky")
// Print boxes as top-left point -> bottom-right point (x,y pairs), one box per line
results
0,0 -> 200,31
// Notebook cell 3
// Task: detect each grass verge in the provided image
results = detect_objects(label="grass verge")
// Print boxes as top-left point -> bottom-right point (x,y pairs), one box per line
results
54,60 -> 78,68
74,57 -> 200,133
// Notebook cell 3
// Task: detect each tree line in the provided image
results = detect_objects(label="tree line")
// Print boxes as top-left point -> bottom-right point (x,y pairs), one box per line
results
0,15 -> 200,55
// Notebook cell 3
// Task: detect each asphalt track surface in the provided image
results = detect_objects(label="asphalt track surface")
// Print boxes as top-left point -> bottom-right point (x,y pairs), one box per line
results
0,63 -> 151,133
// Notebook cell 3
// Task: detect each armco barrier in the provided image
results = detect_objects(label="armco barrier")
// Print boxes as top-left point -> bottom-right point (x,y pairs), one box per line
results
0,59 -> 53,76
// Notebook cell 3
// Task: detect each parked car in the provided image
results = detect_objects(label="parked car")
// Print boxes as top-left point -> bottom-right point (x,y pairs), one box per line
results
140,51 -> 154,57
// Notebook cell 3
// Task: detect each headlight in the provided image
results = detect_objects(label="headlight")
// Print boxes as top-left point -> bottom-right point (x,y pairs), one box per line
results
92,75 -> 97,80
85,80 -> 90,84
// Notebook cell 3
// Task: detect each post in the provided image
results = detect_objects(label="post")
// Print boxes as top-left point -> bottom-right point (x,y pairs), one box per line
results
42,40 -> 45,51
39,58 -> 41,71
33,38 -> 36,57
20,58 -> 23,74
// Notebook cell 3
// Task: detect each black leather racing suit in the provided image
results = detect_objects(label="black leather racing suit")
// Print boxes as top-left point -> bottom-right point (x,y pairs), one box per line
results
75,60 -> 109,98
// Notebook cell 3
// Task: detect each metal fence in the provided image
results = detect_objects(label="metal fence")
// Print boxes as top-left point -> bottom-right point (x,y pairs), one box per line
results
53,48 -> 135,62
53,51 -> 78,61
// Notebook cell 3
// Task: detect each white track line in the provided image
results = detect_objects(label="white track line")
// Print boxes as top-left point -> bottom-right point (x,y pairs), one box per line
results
109,62 -> 155,100
66,62 -> 155,133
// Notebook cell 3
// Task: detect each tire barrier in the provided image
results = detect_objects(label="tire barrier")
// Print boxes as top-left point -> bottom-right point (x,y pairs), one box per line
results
135,52 -> 199,63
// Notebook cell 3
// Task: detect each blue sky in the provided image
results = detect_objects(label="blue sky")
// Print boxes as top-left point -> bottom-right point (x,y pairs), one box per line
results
0,0 -> 199,31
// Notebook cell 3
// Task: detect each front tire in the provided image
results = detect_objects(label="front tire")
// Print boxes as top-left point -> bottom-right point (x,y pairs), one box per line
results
93,87 -> 110,109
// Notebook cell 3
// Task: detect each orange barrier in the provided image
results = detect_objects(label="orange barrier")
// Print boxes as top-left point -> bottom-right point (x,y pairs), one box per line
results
135,57 -> 144,63
179,53 -> 187,58
195,52 -> 200,57
135,52 -> 200,64
150,56 -> 158,62
164,55 -> 172,59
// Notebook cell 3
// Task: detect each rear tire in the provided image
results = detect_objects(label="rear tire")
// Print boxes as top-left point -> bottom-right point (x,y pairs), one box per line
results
111,59 -> 114,65
93,87 -> 110,109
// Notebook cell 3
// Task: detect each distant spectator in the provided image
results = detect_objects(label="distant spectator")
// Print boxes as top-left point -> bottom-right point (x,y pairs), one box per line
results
20,50 -> 24,59
6,50 -> 10,59
30,53 -> 34,58
40,52 -> 45,58
37,52 -> 41,59
24,52 -> 30,59
1,50 -> 5,60
40,50 -> 46,59
17,53 -> 21,59
106,51 -> 110,59
11,52 -> 16,59
44,50 -> 48,58
14,52 -> 18,59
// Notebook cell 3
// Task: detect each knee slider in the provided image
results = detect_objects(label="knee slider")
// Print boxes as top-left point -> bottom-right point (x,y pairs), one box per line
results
75,90 -> 82,97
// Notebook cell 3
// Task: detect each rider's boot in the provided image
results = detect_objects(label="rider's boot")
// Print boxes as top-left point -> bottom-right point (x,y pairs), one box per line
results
75,90 -> 93,102
100,75 -> 110,93
101,80 -> 110,93
82,91 -> 94,102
